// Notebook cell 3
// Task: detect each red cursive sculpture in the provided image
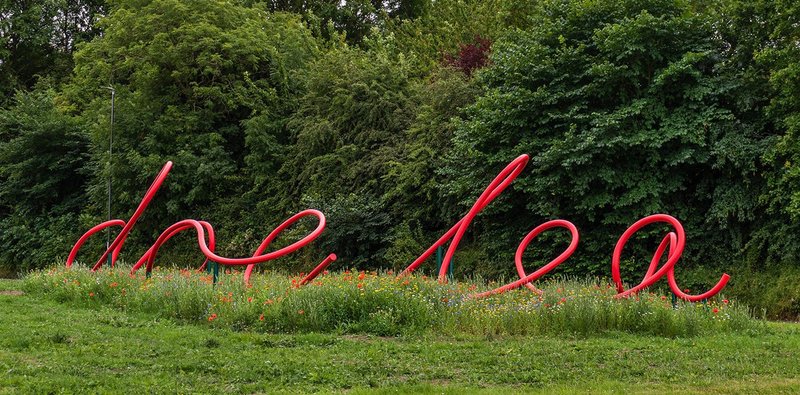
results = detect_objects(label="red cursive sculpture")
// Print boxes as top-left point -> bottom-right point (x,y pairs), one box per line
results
401,154 -> 581,298
67,156 -> 729,302
611,214 -> 729,301
66,161 -> 334,285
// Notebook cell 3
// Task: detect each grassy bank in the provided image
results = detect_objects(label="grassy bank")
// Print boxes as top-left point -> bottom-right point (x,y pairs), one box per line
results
0,279 -> 798,393
681,265 -> 800,321
22,265 -> 758,337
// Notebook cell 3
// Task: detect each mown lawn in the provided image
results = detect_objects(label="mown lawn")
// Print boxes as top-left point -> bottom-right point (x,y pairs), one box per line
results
0,278 -> 798,394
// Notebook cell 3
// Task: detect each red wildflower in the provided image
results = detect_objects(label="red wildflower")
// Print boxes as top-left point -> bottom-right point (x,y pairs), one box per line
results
247,297 -> 253,303
560,297 -> 566,304
208,313 -> 218,322
357,283 -> 364,289
298,310 -> 304,315
358,273 -> 366,281
712,308 -> 719,314
110,282 -> 118,288
259,314 -> 265,321
722,299 -> 729,304
89,292 -> 94,297
661,295 -> 667,301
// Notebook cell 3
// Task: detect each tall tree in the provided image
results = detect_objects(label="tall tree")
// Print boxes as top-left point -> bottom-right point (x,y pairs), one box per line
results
0,83 -> 90,271
262,0 -> 429,44
444,0 -> 767,276
65,0 -> 319,259
719,0 -> 800,266
0,0 -> 105,101
279,36 -> 416,266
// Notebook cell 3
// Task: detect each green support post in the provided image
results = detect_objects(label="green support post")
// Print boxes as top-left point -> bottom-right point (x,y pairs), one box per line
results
212,262 -> 219,285
204,260 -> 219,285
435,246 -> 453,280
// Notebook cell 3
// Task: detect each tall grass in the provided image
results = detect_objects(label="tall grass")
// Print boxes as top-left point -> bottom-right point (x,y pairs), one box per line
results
22,265 -> 760,337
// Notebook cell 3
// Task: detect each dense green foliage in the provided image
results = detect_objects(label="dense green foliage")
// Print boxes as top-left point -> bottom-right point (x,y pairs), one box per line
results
0,85 -> 90,273
444,0 -> 769,275
1,0 -> 799,316
0,0 -> 105,101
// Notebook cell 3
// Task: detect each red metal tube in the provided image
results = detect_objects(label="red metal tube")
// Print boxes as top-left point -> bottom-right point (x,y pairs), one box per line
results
470,219 -> 579,299
299,254 -> 338,286
612,214 -> 729,301
66,219 -> 126,268
401,154 -> 532,281
67,162 -> 334,284
90,161 -> 173,271
402,155 -> 580,297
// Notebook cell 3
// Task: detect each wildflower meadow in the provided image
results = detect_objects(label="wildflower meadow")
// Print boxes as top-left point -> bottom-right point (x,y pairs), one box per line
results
23,265 -> 758,338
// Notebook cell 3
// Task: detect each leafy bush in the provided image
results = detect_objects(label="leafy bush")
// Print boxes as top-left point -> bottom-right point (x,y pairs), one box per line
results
679,265 -> 800,320
0,85 -> 90,272
442,0 -> 770,275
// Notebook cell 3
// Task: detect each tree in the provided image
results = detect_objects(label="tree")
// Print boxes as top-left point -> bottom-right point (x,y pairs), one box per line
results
445,0 -> 767,275
262,0 -> 429,44
0,0 -> 106,101
717,0 -> 800,266
386,0 -> 535,73
279,36 -> 416,265
65,0 -> 319,259
0,83 -> 90,271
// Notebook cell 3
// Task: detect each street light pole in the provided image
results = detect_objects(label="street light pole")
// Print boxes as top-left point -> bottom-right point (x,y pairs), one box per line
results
105,85 -> 115,268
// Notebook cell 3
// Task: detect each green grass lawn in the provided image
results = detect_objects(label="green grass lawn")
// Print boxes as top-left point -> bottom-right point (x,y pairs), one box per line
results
1,278 -> 798,394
